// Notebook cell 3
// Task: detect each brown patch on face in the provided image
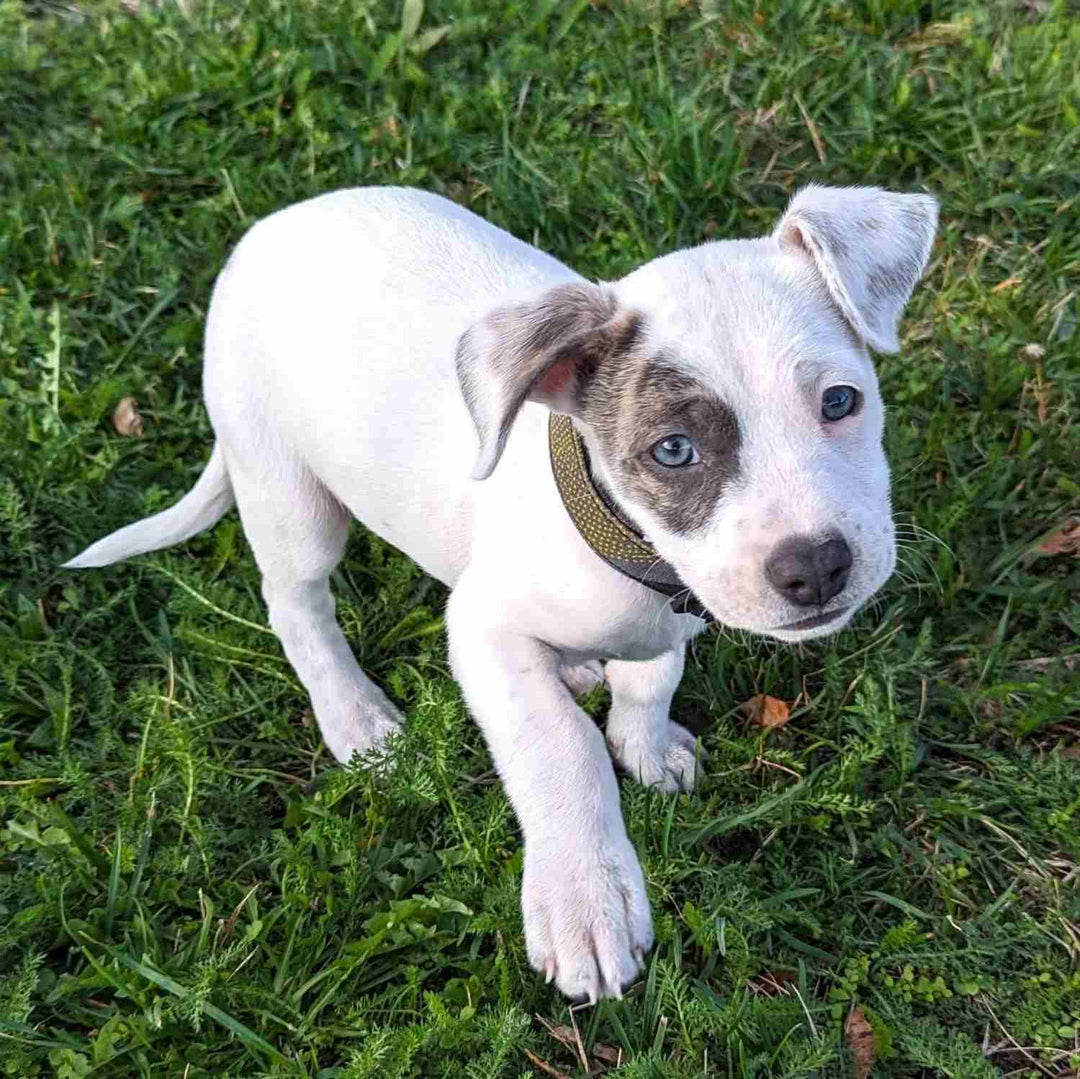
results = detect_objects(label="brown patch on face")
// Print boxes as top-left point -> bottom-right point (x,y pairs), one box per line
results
583,354 -> 742,535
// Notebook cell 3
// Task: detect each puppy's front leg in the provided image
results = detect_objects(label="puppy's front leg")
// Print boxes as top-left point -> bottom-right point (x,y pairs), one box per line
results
447,594 -> 653,1002
605,647 -> 701,793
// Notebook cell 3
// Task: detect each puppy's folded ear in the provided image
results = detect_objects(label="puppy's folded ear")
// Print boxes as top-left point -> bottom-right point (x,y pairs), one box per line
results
456,281 -> 639,480
775,184 -> 938,354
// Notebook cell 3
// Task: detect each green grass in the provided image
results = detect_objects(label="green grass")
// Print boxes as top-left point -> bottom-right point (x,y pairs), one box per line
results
2,0 -> 1079,1075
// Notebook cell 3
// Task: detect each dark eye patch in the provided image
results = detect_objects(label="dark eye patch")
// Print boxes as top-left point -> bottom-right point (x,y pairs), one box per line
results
583,356 -> 742,536
628,393 -> 741,533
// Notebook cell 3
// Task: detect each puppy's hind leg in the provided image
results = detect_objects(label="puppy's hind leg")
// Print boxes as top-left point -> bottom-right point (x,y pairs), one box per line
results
225,453 -> 403,764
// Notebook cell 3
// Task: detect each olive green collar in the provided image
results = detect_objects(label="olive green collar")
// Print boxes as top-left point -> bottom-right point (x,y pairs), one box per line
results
548,412 -> 710,620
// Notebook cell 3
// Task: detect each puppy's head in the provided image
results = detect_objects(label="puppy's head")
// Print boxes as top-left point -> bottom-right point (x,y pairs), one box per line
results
457,185 -> 938,641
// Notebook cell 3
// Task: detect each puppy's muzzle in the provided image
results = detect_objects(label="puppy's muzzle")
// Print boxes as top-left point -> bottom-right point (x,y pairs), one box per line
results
765,532 -> 853,609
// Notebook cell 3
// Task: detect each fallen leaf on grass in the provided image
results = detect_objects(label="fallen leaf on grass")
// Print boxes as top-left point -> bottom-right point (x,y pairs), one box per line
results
112,396 -> 144,437
740,694 -> 791,729
591,1043 -> 621,1066
990,276 -> 1023,294
539,1027 -> 619,1066
845,1007 -> 876,1079
1033,517 -> 1080,558
536,1016 -> 620,1069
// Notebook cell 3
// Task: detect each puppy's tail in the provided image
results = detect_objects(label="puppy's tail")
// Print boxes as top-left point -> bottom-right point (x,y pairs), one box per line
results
62,443 -> 234,569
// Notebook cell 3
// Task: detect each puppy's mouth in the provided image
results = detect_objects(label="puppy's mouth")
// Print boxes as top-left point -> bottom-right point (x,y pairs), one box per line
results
775,606 -> 850,632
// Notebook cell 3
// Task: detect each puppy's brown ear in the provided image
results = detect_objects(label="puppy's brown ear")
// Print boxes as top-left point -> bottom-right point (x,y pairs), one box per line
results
456,282 -> 639,480
774,184 -> 938,354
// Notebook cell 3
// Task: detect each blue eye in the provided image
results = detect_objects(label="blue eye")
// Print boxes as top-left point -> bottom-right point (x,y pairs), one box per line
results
652,435 -> 698,468
822,385 -> 858,422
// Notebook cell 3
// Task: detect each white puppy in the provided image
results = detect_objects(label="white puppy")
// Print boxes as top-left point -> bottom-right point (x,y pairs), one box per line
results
65,184 -> 937,1001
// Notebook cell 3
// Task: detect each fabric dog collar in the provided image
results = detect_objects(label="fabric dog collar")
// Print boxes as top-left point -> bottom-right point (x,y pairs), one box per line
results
548,412 -> 711,621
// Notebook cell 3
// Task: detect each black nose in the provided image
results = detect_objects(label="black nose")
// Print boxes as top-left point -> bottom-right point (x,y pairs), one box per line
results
765,533 -> 852,608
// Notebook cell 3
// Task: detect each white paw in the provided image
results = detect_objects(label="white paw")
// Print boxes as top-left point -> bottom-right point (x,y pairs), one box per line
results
559,660 -> 605,698
608,721 -> 702,793
523,835 -> 654,1002
320,702 -> 404,765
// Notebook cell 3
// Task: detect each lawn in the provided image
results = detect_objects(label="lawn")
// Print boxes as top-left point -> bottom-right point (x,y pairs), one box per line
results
1,0 -> 1079,1075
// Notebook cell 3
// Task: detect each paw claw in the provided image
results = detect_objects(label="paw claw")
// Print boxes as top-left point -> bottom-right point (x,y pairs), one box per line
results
524,838 -> 653,1001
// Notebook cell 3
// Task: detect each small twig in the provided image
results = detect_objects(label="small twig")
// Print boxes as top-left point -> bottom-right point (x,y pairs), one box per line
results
986,1045 -> 1071,1059
462,769 -> 498,785
759,148 -> 779,184
757,758 -> 802,779
981,997 -> 1059,1076
567,1003 -> 591,1073
793,92 -> 826,163
523,1049 -> 568,1078
516,75 -> 533,119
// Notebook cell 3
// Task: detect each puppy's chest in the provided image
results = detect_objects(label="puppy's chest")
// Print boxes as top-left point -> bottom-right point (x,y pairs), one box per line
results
557,606 -> 706,665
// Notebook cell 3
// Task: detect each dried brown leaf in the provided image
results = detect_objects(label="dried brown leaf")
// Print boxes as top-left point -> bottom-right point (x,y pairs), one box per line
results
534,1022 -> 620,1066
845,1007 -> 876,1079
740,694 -> 792,729
1034,517 -> 1080,558
536,1017 -> 591,1073
591,1041 -> 621,1065
112,396 -> 144,437
538,1022 -> 574,1049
